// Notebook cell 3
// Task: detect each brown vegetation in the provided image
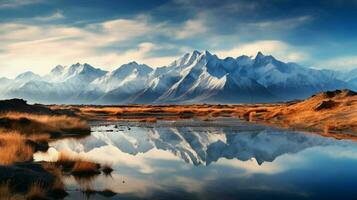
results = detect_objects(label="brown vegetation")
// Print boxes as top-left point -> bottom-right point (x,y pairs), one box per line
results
54,152 -> 101,177
0,99 -> 99,199
50,89 -> 357,139
101,164 -> 113,175
0,131 -> 35,165
258,89 -> 357,134
0,112 -> 90,138
26,182 -> 47,200
0,182 -> 25,200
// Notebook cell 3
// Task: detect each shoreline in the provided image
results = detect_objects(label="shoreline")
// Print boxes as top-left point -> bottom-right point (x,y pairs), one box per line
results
48,89 -> 357,139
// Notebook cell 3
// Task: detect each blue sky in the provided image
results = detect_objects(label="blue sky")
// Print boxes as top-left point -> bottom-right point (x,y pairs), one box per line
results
0,0 -> 357,77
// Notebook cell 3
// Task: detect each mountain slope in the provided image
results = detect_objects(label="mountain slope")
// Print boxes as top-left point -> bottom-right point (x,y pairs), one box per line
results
236,52 -> 348,100
132,51 -> 275,104
93,62 -> 153,104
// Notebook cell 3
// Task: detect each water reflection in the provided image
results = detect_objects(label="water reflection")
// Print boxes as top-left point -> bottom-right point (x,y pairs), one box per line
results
34,119 -> 357,199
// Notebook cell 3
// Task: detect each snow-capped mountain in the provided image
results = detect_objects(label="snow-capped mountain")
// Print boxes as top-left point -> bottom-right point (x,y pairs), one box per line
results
5,63 -> 108,103
92,62 -> 153,104
15,71 -> 42,83
234,52 -> 348,100
0,50 -> 355,104
337,68 -> 357,89
131,51 -> 274,104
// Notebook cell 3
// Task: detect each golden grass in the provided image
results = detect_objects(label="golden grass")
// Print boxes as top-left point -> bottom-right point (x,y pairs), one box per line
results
0,112 -> 87,128
55,152 -> 100,176
0,112 -> 90,137
41,163 -> 65,191
25,182 -> 47,200
50,104 -> 256,121
0,112 -> 92,198
0,131 -> 34,165
0,182 -> 25,200
260,91 -> 357,133
72,160 -> 99,174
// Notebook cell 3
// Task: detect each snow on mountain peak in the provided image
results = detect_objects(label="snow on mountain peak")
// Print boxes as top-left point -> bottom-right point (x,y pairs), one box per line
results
203,50 -> 212,57
255,51 -> 265,59
50,65 -> 65,74
15,71 -> 41,82
90,61 -> 153,93
112,62 -> 152,76
169,50 -> 202,68
0,49 -> 354,104
236,55 -> 253,66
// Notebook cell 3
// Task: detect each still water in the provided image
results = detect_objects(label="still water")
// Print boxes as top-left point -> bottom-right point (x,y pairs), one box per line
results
35,119 -> 357,200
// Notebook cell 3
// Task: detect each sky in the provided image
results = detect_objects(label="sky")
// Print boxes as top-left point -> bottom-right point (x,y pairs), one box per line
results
1,0 -> 357,78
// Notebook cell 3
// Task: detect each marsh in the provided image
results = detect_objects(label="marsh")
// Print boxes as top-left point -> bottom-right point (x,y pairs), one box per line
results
33,118 -> 357,200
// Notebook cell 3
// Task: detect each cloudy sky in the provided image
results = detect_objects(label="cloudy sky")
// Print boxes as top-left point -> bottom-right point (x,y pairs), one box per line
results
1,0 -> 357,78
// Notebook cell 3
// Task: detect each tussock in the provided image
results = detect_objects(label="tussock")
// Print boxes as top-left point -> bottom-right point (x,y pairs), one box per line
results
55,152 -> 101,177
26,182 -> 47,200
0,131 -> 34,165
0,112 -> 90,137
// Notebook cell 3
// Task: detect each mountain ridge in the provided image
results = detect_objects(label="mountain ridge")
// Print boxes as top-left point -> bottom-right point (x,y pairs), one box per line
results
0,50 -> 356,104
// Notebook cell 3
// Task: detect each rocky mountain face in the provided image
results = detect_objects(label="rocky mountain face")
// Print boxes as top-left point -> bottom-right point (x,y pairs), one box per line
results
0,51 -> 355,104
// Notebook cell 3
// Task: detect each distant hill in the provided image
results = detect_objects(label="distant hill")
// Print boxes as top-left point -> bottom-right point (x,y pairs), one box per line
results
256,89 -> 357,134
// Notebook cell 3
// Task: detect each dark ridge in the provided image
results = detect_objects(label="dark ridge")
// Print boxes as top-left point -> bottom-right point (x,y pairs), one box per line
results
0,99 -> 53,114
313,89 -> 357,98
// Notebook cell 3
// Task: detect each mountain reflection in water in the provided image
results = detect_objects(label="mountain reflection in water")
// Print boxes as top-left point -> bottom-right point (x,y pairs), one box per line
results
34,119 -> 357,200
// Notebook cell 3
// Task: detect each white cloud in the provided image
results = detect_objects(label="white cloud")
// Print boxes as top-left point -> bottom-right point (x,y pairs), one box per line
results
79,42 -> 178,69
249,15 -> 313,30
33,10 -> 65,21
0,15 -> 182,77
0,10 -> 316,79
0,0 -> 43,8
215,40 -> 308,62
175,18 -> 208,39
316,56 -> 357,70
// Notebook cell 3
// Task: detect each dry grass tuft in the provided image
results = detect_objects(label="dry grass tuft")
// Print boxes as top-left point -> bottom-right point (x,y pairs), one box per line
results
0,131 -> 34,165
0,112 -> 90,138
41,163 -> 64,190
55,152 -> 101,177
0,182 -> 25,200
41,162 -> 69,198
101,164 -> 113,175
72,160 -> 100,175
26,182 -> 47,200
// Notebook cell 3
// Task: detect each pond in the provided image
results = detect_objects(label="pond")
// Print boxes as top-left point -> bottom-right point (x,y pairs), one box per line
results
34,118 -> 357,200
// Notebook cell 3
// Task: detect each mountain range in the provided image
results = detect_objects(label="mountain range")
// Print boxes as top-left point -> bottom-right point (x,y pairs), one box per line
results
1,50 -> 356,104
